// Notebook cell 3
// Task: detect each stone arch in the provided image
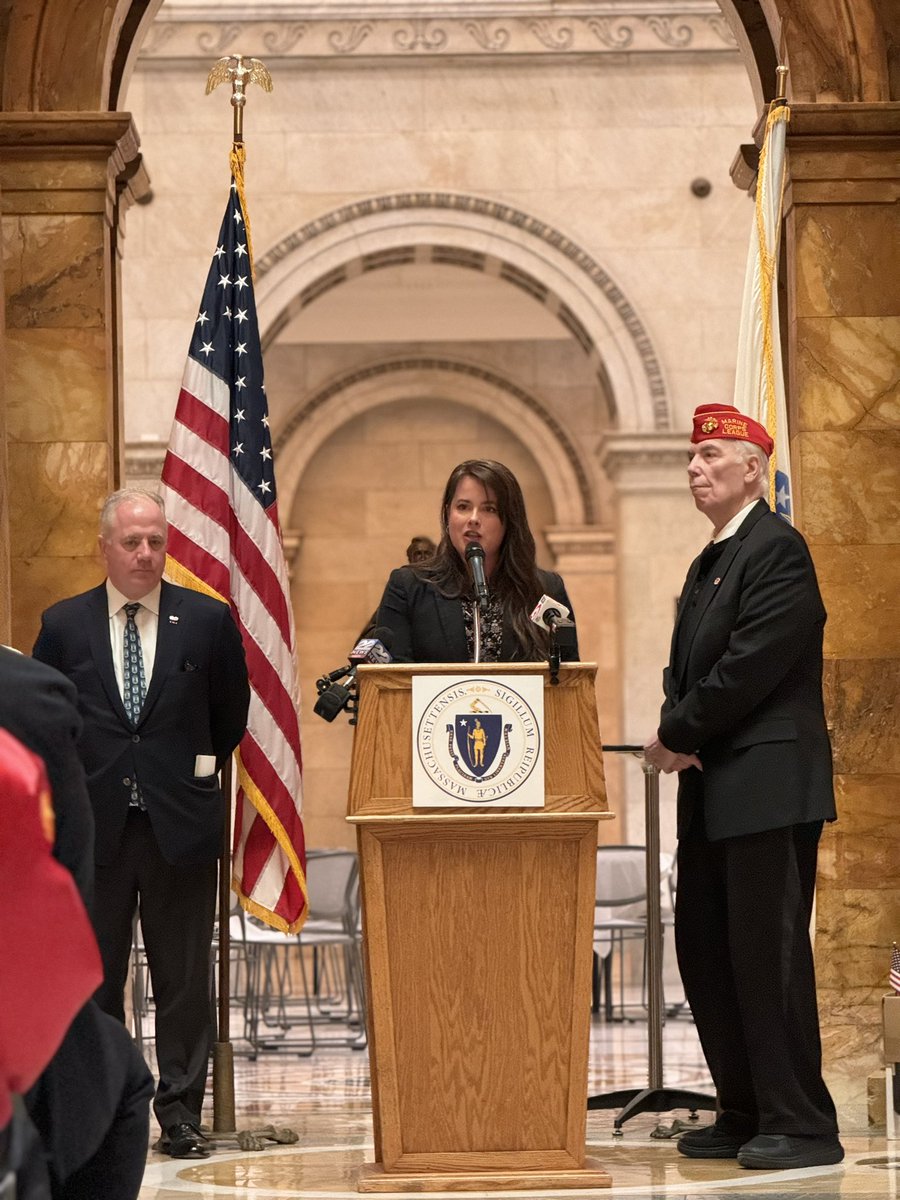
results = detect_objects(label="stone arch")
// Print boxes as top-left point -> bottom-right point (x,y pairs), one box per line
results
254,192 -> 670,435
716,0 -> 893,106
274,358 -> 595,529
0,0 -> 164,111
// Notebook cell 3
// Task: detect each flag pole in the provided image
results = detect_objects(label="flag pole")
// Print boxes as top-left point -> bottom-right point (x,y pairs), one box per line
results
213,756 -> 236,1133
205,52 -> 273,1138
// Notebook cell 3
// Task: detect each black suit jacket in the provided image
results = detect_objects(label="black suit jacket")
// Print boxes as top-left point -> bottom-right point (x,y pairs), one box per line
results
33,580 -> 250,867
0,646 -> 95,907
659,501 -> 835,841
376,566 -> 579,662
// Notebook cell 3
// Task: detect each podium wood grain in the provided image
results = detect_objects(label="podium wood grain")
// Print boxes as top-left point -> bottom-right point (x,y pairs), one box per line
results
348,663 -> 612,1192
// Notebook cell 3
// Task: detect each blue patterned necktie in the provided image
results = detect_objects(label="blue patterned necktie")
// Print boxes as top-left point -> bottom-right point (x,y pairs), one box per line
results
122,602 -> 147,722
123,602 -> 147,809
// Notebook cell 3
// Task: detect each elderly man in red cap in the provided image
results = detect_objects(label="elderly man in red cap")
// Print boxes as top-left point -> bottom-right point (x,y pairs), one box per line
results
644,405 -> 842,1170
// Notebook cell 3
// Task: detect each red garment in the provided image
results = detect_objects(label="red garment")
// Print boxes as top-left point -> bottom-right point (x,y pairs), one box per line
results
0,729 -> 102,1128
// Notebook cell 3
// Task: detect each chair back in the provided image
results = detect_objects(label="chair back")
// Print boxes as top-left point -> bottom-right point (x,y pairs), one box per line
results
305,849 -> 359,928
595,845 -> 647,908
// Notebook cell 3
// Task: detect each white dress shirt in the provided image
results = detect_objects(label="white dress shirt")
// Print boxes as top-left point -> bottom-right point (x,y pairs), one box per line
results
713,498 -> 760,544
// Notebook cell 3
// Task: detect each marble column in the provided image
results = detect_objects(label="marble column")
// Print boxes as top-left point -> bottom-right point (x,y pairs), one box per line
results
598,433 -> 708,850
0,113 -> 143,650
544,524 -> 626,841
783,102 -> 900,1108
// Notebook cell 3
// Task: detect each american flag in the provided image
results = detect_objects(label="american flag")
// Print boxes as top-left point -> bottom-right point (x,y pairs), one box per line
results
892,943 -> 900,995
161,162 -> 307,933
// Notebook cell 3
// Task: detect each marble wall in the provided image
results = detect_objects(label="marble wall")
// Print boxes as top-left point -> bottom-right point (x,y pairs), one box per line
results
784,103 -> 900,1108
0,114 -> 146,649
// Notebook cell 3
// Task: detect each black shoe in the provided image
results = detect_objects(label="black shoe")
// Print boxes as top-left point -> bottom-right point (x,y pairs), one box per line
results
161,1122 -> 211,1159
677,1124 -> 751,1159
737,1133 -> 844,1169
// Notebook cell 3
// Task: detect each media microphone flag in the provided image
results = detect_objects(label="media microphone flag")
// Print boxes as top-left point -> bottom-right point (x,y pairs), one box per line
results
465,541 -> 490,609
530,594 -> 574,631
349,628 -> 394,665
314,628 -> 394,722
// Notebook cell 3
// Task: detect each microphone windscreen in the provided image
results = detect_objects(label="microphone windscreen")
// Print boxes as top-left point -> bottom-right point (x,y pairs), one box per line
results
465,542 -> 485,562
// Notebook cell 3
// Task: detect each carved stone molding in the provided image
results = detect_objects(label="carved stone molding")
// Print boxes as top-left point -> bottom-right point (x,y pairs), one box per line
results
272,355 -> 597,523
140,4 -> 737,62
124,440 -> 166,489
257,192 -> 669,431
0,113 -> 143,223
281,528 -> 302,576
598,431 -> 689,492
545,525 -> 615,569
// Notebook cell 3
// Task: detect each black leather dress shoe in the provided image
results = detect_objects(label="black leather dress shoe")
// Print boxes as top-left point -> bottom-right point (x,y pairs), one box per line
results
677,1124 -> 752,1158
737,1133 -> 844,1169
161,1122 -> 211,1159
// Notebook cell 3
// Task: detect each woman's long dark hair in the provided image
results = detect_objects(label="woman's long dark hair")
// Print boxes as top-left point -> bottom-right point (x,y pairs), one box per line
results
414,459 -> 549,659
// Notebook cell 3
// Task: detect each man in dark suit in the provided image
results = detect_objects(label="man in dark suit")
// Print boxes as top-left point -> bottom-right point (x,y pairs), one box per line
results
0,646 -> 154,1198
644,405 -> 842,1170
33,488 -> 250,1160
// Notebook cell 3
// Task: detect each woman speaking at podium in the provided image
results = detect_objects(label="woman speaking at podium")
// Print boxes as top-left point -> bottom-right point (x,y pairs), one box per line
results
375,459 -> 579,664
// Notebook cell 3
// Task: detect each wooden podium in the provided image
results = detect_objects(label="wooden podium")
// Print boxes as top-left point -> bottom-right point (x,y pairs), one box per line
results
348,662 -> 613,1192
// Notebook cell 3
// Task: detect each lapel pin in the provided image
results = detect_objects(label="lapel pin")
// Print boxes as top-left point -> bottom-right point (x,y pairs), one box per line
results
713,577 -> 721,586
169,614 -> 179,624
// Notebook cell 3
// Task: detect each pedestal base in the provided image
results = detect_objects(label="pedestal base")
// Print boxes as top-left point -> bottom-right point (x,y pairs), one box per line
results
358,1158 -> 612,1192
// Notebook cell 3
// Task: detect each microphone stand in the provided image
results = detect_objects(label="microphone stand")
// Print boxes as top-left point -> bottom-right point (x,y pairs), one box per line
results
472,602 -> 482,664
547,620 -> 561,686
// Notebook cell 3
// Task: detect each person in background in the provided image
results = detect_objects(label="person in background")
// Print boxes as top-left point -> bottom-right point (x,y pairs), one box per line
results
644,404 -> 842,1170
356,535 -> 437,643
376,459 -> 578,663
405,535 -> 436,565
32,489 -> 250,1161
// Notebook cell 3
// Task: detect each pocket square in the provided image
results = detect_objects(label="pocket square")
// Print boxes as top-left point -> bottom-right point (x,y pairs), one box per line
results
182,660 -> 198,672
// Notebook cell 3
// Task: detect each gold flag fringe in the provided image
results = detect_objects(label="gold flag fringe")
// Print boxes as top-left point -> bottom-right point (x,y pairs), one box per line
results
230,143 -> 255,279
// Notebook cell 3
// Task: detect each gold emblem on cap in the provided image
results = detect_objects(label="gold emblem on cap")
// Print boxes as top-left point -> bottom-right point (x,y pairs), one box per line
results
701,417 -> 719,434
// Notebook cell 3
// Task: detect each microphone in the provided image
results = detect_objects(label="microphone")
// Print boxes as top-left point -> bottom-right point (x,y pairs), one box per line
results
348,627 -> 394,666
529,594 -> 574,633
529,595 -> 575,686
313,678 -> 355,722
465,542 -> 490,609
314,628 -> 394,722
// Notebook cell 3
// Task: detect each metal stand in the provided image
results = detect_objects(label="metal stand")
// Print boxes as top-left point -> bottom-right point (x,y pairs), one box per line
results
548,626 -> 561,685
587,745 -> 716,1132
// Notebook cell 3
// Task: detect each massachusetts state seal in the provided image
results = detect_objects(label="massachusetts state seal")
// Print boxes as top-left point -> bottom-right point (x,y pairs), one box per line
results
412,675 -> 544,807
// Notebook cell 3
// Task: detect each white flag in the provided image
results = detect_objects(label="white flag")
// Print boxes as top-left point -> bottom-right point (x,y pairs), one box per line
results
733,102 -> 792,523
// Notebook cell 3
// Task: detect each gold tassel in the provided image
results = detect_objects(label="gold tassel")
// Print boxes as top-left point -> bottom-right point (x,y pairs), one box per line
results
229,142 -> 255,278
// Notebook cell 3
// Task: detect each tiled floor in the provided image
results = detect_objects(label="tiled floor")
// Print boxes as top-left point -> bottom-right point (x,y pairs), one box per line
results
135,1001 -> 897,1199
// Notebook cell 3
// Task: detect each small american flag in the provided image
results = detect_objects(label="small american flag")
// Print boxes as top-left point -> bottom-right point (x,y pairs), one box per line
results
891,943 -> 900,995
161,152 -> 307,932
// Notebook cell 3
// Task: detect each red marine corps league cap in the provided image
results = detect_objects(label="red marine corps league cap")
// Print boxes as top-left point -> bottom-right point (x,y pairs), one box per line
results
690,404 -> 774,457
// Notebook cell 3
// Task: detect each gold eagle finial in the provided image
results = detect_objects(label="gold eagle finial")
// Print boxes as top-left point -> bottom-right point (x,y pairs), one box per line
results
206,55 -> 273,99
205,55 -> 273,142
